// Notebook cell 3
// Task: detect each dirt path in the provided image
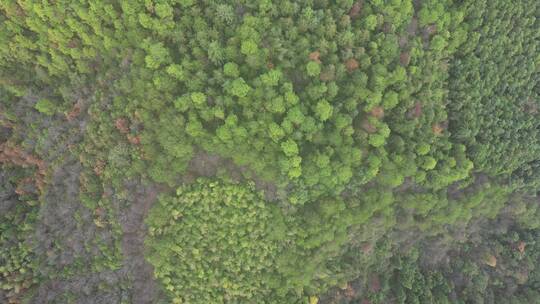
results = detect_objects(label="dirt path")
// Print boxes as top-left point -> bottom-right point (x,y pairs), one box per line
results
118,182 -> 163,304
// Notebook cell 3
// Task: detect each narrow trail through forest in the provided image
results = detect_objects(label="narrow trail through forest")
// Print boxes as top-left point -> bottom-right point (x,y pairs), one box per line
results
119,183 -> 161,304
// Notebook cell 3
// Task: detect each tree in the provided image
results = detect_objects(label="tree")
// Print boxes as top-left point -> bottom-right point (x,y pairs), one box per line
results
223,62 -> 239,77
241,40 -> 258,55
306,61 -> 321,77
315,100 -> 333,121
281,139 -> 299,157
144,41 -> 171,69
228,78 -> 251,97
34,99 -> 56,116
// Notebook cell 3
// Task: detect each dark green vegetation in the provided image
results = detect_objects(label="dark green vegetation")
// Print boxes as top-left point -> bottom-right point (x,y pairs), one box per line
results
448,1 -> 540,185
0,0 -> 539,303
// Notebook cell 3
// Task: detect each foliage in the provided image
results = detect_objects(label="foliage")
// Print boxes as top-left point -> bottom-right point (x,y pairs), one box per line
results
0,0 -> 539,302
339,225 -> 540,304
145,179 -> 286,303
33,99 -> 56,116
0,0 -> 475,204
0,164 -> 39,303
448,0 -> 540,184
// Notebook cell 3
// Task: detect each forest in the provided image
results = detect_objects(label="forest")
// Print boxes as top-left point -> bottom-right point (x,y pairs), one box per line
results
0,0 -> 539,303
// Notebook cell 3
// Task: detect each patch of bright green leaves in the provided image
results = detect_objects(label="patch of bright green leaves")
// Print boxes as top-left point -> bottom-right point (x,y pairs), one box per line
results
145,180 -> 284,303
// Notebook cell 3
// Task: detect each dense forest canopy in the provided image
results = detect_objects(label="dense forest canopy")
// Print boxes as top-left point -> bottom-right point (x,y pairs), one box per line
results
0,0 -> 539,303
